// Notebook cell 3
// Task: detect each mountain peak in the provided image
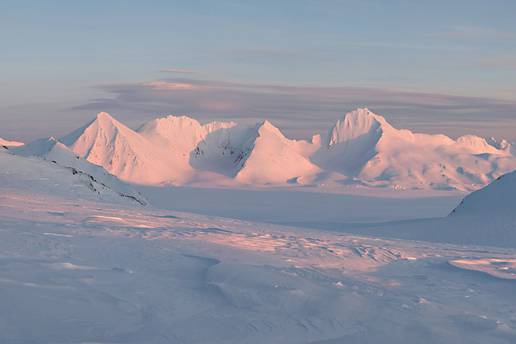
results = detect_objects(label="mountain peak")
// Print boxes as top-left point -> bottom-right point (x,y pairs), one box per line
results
328,108 -> 391,146
343,108 -> 389,128
152,114 -> 200,126
256,120 -> 283,136
96,112 -> 113,120
93,112 -> 124,128
137,115 -> 205,150
60,112 -> 130,148
139,115 -> 236,136
350,107 -> 372,115
258,119 -> 274,129
234,120 -> 320,185
456,135 -> 503,154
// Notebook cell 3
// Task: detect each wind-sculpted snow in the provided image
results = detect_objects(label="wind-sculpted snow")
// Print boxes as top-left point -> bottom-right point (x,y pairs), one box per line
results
11,108 -> 516,191
1,176 -> 516,343
449,258 -> 516,280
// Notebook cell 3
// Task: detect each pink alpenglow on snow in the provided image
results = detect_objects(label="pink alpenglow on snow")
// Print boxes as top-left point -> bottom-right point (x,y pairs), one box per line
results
12,108 -> 516,191
0,137 -> 24,147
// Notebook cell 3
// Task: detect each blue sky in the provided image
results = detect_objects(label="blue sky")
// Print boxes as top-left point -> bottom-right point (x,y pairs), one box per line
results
1,0 -> 515,140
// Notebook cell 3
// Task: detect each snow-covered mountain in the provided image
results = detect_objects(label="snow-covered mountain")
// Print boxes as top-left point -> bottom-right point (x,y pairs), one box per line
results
137,115 -> 235,153
58,112 -> 239,185
233,121 -> 320,184
10,109 -> 516,191
191,120 -> 320,185
0,137 -> 23,147
9,137 -> 146,205
136,115 -> 236,183
315,108 -> 516,191
59,112 -> 179,185
57,112 -> 322,186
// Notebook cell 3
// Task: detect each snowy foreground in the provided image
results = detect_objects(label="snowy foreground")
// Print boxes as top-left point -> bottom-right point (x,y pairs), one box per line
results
1,152 -> 516,343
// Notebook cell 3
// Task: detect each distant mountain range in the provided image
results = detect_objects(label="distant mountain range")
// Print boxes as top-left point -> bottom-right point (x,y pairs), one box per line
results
4,108 -> 516,191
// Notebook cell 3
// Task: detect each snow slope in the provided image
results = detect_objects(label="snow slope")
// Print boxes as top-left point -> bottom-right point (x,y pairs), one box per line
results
435,170 -> 516,247
9,137 -> 146,205
335,170 -> 516,248
11,109 -> 516,191
451,170 -> 516,217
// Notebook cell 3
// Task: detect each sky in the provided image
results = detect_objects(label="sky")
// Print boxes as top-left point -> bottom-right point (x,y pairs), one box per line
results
1,0 -> 515,141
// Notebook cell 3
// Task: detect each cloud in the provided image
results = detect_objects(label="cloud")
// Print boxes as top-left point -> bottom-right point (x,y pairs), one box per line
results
142,81 -> 198,90
75,77 -> 516,140
474,55 -> 516,70
432,26 -> 516,41
230,47 -> 300,62
160,68 -> 198,74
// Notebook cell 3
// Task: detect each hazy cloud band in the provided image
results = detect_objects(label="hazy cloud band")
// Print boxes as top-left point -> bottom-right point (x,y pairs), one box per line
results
75,78 -> 516,140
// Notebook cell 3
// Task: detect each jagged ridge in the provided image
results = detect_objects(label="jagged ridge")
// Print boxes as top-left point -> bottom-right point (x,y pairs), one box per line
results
11,137 -> 147,205
10,109 -> 516,191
